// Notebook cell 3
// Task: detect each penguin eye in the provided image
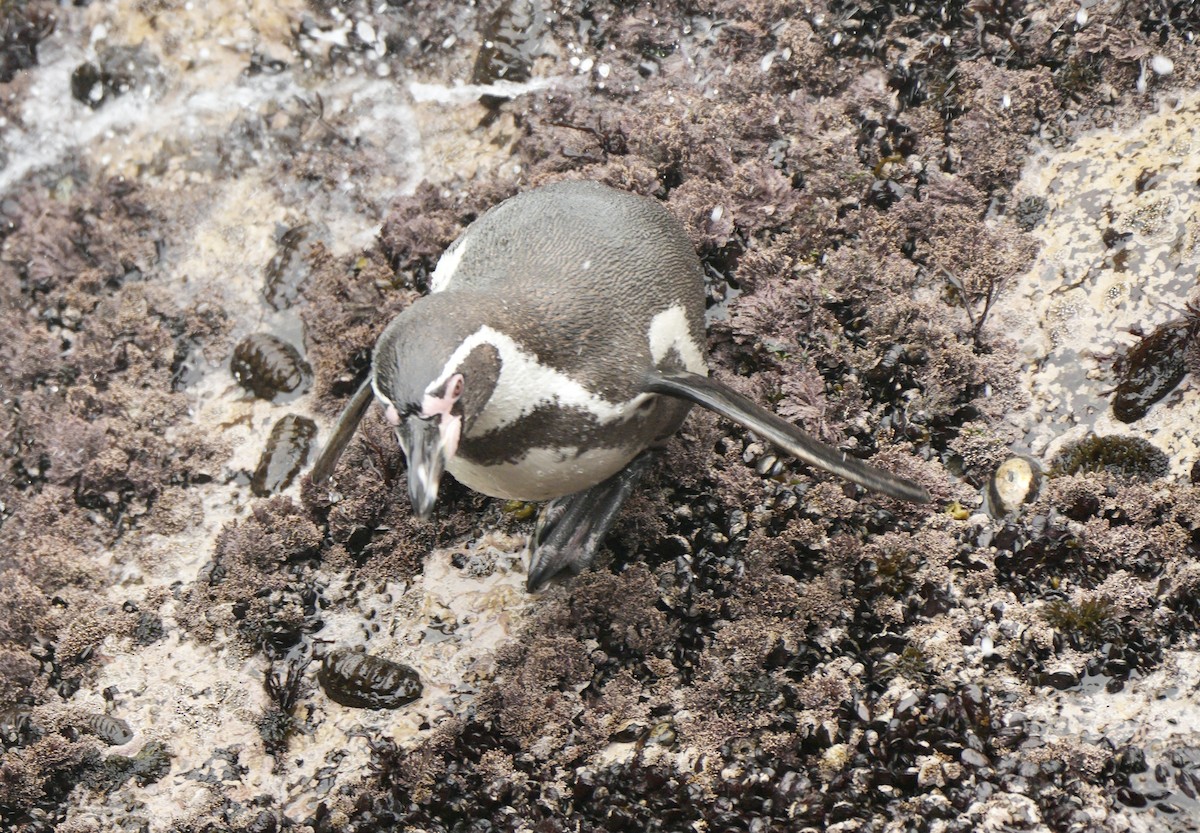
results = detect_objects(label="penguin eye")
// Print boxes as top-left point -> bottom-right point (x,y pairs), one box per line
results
447,375 -> 464,399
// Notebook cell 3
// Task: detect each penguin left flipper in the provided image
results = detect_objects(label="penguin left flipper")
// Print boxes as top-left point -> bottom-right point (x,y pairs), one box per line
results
526,450 -> 659,592
643,368 -> 931,504
310,379 -> 374,485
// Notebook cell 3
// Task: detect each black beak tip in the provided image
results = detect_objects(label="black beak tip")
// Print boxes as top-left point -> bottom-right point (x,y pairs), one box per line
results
407,478 -> 439,521
525,568 -> 549,593
411,496 -> 437,522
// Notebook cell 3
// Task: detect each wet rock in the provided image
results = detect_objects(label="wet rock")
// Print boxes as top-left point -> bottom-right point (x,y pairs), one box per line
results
5,0 -> 1200,830
1133,746 -> 1200,824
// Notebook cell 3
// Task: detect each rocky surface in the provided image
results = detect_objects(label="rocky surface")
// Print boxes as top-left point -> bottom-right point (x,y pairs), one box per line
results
2,1 -> 1200,831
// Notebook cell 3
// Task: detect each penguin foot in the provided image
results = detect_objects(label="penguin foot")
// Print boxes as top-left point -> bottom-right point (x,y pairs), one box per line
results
525,451 -> 658,591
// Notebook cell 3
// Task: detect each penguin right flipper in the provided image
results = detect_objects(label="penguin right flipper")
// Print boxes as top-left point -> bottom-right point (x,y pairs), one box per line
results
526,450 -> 658,591
310,379 -> 375,485
643,369 -> 930,504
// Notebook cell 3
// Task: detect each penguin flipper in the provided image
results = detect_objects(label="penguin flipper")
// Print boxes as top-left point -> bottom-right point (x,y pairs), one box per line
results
526,451 -> 658,591
643,369 -> 930,504
310,379 -> 375,485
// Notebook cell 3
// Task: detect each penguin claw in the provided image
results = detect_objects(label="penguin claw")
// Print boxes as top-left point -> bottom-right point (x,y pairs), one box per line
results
525,451 -> 658,591
525,523 -> 590,593
531,497 -> 570,552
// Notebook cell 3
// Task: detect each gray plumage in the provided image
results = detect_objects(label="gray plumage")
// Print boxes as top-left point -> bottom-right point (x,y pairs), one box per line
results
428,180 -> 704,395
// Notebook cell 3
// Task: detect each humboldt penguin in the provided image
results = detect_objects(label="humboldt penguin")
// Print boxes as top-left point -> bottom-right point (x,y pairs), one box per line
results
311,180 -> 928,590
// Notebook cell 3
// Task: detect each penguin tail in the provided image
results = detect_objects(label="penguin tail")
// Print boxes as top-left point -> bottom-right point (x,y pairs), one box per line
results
642,369 -> 930,504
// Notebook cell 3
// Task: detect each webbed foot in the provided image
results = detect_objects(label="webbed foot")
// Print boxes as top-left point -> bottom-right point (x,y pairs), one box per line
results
525,451 -> 657,591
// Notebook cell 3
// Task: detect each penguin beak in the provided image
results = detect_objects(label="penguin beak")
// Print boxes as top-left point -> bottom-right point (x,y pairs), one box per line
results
399,415 -> 445,520
399,413 -> 461,521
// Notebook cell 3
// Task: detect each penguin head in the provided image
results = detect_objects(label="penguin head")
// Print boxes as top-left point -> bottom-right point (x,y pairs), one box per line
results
371,303 -> 500,519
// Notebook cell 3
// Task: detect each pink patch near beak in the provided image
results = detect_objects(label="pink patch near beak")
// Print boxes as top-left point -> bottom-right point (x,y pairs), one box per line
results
421,373 -> 465,459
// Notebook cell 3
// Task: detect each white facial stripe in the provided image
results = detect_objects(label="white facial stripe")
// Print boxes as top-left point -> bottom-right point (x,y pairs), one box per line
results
649,305 -> 706,373
429,236 -> 469,294
430,326 -> 646,435
441,414 -> 462,460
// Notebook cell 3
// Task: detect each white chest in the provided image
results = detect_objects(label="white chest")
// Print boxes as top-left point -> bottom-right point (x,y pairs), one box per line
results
447,444 -> 640,501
